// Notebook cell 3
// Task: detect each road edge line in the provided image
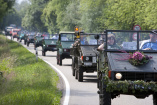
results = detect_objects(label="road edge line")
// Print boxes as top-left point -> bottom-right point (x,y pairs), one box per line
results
7,37 -> 70,105
44,60 -> 70,105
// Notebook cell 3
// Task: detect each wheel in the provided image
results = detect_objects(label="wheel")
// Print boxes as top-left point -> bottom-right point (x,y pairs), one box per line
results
27,42 -> 29,47
42,50 -> 46,56
72,58 -> 75,76
59,54 -> 62,66
24,40 -> 26,45
42,47 -> 46,56
78,66 -> 83,82
57,50 -> 59,64
34,44 -> 36,50
75,70 -> 78,79
99,80 -> 111,105
75,59 -> 78,79
153,93 -> 157,105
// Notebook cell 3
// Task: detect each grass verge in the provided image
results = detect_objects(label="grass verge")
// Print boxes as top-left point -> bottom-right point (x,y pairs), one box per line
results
0,35 -> 62,105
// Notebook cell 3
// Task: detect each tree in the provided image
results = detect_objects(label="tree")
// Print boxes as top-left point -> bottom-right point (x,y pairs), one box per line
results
0,0 -> 15,21
22,0 -> 49,31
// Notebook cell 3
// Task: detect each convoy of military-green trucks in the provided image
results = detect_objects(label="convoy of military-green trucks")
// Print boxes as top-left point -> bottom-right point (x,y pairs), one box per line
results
5,26 -> 157,105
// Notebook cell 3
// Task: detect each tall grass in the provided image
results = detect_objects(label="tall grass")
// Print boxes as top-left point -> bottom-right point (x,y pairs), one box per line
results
0,35 -> 62,105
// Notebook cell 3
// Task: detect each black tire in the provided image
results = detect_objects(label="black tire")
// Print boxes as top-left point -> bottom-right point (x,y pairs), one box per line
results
59,54 -> 62,66
153,93 -> 157,105
34,44 -> 36,50
78,66 -> 83,82
99,79 -> 111,105
75,70 -> 78,79
42,47 -> 46,56
57,50 -> 59,64
72,58 -> 75,76
75,60 -> 78,79
42,50 -> 46,56
27,42 -> 29,47
24,40 -> 26,45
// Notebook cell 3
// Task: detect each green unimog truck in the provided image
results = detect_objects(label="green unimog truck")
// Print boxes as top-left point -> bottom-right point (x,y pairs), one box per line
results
97,30 -> 157,105
70,30 -> 105,82
42,34 -> 59,56
56,31 -> 75,66
34,33 -> 43,50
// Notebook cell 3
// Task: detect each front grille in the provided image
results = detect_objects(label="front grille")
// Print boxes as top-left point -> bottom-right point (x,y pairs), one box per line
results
63,49 -> 70,52
114,72 -> 157,82
48,45 -> 56,47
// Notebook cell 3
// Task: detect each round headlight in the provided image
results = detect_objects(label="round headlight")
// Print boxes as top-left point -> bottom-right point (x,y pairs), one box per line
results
115,73 -> 122,79
86,57 -> 89,61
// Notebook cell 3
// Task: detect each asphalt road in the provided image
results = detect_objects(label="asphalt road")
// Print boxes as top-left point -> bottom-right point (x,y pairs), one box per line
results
9,37 -> 153,105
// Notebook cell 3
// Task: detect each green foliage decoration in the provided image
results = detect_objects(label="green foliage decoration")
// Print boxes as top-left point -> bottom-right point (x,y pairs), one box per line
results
103,67 -> 157,93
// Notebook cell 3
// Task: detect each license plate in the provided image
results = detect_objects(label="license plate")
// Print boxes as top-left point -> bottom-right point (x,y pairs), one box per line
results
84,62 -> 92,66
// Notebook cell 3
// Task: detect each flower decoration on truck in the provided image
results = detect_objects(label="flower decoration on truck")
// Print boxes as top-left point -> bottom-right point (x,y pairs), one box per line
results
116,51 -> 152,66
128,51 -> 152,66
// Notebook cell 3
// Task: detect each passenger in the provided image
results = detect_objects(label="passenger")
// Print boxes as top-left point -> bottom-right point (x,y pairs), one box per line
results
140,32 -> 157,50
98,34 -> 120,50
80,35 -> 88,45
98,35 -> 106,44
107,34 -> 120,49
52,35 -> 58,39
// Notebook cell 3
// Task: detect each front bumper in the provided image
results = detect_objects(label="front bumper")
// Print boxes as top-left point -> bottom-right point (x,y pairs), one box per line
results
28,39 -> 34,43
45,47 -> 57,51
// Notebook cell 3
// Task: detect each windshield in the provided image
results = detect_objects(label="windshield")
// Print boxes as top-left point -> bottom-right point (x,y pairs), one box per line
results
51,34 -> 59,39
105,30 -> 157,51
61,33 -> 74,41
80,34 -> 105,45
28,35 -> 34,38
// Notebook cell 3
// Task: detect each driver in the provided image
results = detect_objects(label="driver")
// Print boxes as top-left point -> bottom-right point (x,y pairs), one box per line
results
80,35 -> 88,45
140,32 -> 157,50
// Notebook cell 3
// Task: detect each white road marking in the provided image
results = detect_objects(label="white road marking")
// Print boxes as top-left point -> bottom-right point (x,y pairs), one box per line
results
44,60 -> 70,105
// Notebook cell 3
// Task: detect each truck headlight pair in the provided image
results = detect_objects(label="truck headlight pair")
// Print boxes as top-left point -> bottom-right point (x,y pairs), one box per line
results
83,56 -> 96,63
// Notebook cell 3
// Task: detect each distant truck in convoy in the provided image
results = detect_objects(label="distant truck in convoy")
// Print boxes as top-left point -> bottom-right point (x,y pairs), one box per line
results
56,31 -> 75,65
5,26 -> 13,36
42,34 -> 59,56
12,28 -> 21,40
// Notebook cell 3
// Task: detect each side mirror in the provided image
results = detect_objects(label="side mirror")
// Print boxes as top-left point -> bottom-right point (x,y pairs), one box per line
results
94,35 -> 99,39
